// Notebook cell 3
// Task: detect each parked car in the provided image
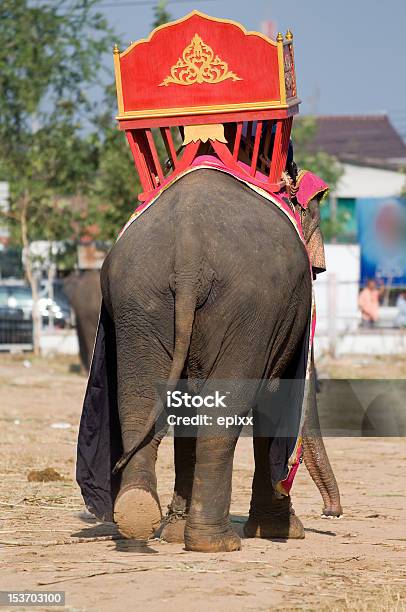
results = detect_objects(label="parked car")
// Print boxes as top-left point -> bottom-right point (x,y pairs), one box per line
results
39,279 -> 73,328
0,283 -> 32,320
0,281 -> 72,329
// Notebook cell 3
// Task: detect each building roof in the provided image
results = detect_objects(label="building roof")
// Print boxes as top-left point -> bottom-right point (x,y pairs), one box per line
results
304,115 -> 406,170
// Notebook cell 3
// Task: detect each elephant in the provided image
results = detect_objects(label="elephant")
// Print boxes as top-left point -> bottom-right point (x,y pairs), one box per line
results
98,167 -> 342,552
63,270 -> 101,372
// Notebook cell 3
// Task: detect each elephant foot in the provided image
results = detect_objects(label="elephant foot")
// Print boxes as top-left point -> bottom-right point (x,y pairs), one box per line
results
244,513 -> 305,539
184,523 -> 241,552
114,485 -> 162,540
160,511 -> 187,543
244,495 -> 305,540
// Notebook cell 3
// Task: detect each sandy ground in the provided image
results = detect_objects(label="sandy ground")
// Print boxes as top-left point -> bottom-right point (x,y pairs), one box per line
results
0,354 -> 405,612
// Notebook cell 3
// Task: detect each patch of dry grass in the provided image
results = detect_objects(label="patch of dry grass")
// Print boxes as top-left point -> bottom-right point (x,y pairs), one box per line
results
318,355 -> 406,379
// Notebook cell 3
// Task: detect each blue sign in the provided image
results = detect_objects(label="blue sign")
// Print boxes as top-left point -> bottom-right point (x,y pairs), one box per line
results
357,198 -> 406,287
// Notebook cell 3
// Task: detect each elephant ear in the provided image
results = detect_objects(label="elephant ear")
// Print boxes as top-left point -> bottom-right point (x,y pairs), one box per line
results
307,223 -> 326,276
293,170 -> 328,276
304,197 -> 327,276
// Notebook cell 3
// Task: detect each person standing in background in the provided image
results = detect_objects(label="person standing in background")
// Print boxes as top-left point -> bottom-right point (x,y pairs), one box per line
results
358,279 -> 384,328
395,290 -> 406,328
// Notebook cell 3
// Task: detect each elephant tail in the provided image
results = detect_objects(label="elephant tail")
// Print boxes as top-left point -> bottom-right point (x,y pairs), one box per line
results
168,288 -> 197,387
167,200 -> 210,388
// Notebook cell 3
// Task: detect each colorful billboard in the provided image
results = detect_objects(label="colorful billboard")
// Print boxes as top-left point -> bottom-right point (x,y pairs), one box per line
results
357,197 -> 406,287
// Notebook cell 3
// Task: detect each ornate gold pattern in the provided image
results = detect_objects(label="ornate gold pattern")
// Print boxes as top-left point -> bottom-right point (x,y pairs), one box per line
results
283,44 -> 297,98
160,34 -> 242,86
183,124 -> 228,144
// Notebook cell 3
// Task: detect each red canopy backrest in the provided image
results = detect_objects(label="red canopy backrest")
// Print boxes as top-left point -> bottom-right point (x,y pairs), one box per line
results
114,11 -> 300,200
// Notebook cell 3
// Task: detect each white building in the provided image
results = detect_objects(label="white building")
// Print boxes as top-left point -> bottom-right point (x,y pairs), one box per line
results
336,163 -> 404,199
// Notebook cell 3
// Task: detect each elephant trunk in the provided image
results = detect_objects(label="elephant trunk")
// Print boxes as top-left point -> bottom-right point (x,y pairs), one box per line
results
302,353 -> 343,517
302,435 -> 342,517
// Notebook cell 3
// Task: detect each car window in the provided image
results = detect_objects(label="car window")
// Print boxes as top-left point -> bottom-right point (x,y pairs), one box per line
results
10,286 -> 32,305
0,287 -> 9,306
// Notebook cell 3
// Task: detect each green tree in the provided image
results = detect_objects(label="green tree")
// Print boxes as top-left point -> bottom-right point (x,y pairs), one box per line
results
292,116 -> 342,188
87,0 -> 176,235
152,0 -> 172,29
0,0 -> 113,353
292,116 -> 344,241
86,83 -> 140,241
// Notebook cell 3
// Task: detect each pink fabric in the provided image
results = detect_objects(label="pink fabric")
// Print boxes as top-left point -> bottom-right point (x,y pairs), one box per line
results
311,303 -> 317,340
192,155 -> 279,192
278,440 -> 302,496
128,154 -> 305,240
295,170 -> 329,209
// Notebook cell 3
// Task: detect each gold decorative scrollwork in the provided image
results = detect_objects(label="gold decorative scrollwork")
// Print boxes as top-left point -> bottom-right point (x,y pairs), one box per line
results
160,34 -> 242,86
283,45 -> 296,98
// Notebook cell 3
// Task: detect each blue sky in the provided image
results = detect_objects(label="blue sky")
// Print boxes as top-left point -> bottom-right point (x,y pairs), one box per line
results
99,0 -> 406,138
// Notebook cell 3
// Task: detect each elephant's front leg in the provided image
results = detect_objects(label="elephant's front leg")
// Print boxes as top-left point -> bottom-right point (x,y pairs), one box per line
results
160,436 -> 196,543
184,436 -> 241,552
244,436 -> 305,539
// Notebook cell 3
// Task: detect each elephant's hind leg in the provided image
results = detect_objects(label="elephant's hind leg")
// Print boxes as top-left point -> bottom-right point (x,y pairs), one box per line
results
184,436 -> 241,553
113,320 -> 172,540
244,437 -> 305,540
114,421 -> 164,539
114,482 -> 162,540
160,436 -> 196,543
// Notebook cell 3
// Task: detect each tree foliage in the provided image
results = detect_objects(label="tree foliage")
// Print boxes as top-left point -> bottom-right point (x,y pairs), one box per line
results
152,1 -> 172,29
292,116 -> 342,189
86,0 -> 175,238
0,0 -> 114,352
0,0 -> 113,242
292,116 -> 345,241
85,84 -> 139,241
0,0 -> 175,250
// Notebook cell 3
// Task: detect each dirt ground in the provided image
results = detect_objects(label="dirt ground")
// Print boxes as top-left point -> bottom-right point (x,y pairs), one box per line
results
0,354 -> 405,612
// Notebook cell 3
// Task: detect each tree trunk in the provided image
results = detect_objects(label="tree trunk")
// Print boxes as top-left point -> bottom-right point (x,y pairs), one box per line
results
20,192 -> 41,356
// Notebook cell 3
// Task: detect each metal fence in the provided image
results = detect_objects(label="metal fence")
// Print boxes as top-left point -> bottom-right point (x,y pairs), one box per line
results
1,276 -> 405,357
0,308 -> 33,351
314,275 -> 406,357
